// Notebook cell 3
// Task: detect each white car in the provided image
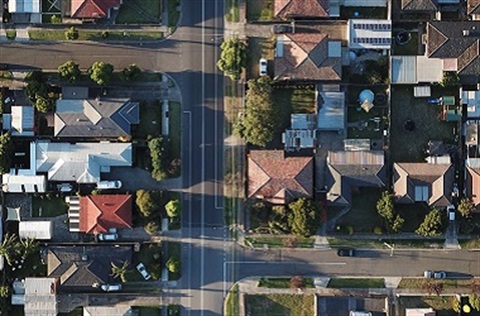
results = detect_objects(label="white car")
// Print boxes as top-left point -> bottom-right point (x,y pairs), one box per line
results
97,233 -> 118,241
424,270 -> 447,279
259,58 -> 268,76
96,180 -> 122,190
136,263 -> 152,280
447,205 -> 455,221
100,283 -> 122,292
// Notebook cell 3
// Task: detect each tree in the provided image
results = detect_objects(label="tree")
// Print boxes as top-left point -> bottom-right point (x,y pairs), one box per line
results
289,198 -> 320,237
458,198 -> 475,218
440,71 -> 460,87
35,95 -> 54,113
18,238 -> 38,260
165,199 -> 181,218
148,136 -> 170,181
88,61 -> 114,86
391,214 -> 405,233
166,256 -> 181,273
25,81 -> 48,102
0,134 -> 13,175
111,261 -> 129,282
235,77 -> 277,147
144,221 -> 159,235
65,26 -> 79,40
471,294 -> 480,311
58,61 -> 81,83
120,64 -> 142,81
216,38 -> 248,80
416,209 -> 444,237
50,15 -> 61,23
0,234 -> 18,266
135,190 -> 161,218
0,286 -> 9,299
376,191 -> 395,225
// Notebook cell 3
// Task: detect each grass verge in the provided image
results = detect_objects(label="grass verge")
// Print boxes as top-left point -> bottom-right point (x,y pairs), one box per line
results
245,294 -> 314,316
225,284 -> 239,316
167,242 -> 181,280
398,278 -> 472,289
258,277 -> 314,288
169,101 -> 181,164
168,0 -> 180,27
245,236 -> 314,248
28,29 -> 163,41
328,278 -> 385,288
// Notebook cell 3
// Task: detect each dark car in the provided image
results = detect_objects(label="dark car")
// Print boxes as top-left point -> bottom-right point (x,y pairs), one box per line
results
272,25 -> 293,34
337,248 -> 355,257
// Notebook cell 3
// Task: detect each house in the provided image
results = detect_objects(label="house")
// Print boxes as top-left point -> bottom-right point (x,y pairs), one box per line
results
465,166 -> 480,209
8,0 -> 42,22
83,306 -> 133,316
54,98 -> 139,138
469,0 -> 480,20
3,106 -> 35,136
19,221 -> 53,240
67,194 -> 132,234
248,150 -> 314,204
326,151 -> 386,205
274,0 -> 335,19
47,246 -> 131,291
64,0 -> 121,20
274,33 -> 342,81
283,114 -> 317,151
393,162 -> 454,207
348,19 -> 392,50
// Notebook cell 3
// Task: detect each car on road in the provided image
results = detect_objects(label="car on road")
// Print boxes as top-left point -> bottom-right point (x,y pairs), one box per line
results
259,58 -> 268,76
447,205 -> 455,221
337,248 -> 355,257
96,180 -> 122,190
424,270 -> 447,279
136,263 -> 152,280
100,284 -> 122,292
97,233 -> 118,241
272,25 -> 293,34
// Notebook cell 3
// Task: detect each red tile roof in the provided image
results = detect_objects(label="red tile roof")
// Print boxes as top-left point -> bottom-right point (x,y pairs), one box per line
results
79,194 -> 132,234
467,167 -> 480,207
71,0 -> 120,19
275,0 -> 329,18
248,150 -> 313,204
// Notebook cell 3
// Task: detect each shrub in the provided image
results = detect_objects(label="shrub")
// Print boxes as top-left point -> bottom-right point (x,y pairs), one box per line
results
50,15 -> 61,23
144,221 -> 159,235
166,256 -> 180,273
65,26 -> 79,40
347,226 -> 354,235
373,226 -> 383,235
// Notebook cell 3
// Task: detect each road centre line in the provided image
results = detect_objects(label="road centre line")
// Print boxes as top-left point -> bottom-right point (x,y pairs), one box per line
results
200,0 -> 206,314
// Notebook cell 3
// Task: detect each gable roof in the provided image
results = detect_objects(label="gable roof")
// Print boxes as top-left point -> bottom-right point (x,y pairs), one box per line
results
274,0 -> 329,18
468,0 -> 480,14
47,246 -> 131,289
79,194 -> 132,234
71,0 -> 120,18
248,150 -> 313,204
401,0 -> 437,11
393,163 -> 454,207
466,167 -> 480,207
326,151 -> 386,205
35,141 -> 132,183
275,33 -> 342,81
54,98 -> 139,138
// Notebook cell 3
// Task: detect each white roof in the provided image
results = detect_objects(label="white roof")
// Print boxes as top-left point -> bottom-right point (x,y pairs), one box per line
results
462,89 -> 480,118
9,0 -> 40,13
317,91 -> 345,130
83,306 -> 133,316
348,19 -> 391,49
35,141 -> 132,183
391,56 -> 443,84
11,106 -> 34,136
24,278 -> 57,316
19,221 -> 52,240
2,174 -> 46,193
416,56 -> 443,83
414,86 -> 431,97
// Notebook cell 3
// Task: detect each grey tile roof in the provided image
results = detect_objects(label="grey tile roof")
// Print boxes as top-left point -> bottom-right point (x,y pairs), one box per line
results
401,0 -> 437,11
54,98 -> 139,138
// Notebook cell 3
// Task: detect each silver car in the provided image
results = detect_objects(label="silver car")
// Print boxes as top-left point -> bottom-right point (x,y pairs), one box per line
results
136,263 -> 152,280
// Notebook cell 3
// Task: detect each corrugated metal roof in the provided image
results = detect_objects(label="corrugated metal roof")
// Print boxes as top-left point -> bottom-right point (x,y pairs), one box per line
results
2,174 -> 46,193
19,221 -> 52,240
317,91 -> 345,130
24,278 -> 57,316
391,56 -> 416,84
11,106 -> 34,136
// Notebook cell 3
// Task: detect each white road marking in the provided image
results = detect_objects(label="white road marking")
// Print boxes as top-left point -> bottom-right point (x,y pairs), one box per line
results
183,110 -> 193,316
200,0 -> 206,314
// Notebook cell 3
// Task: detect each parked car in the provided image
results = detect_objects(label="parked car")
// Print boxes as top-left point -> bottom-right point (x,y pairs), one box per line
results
100,283 -> 122,292
57,183 -> 73,193
96,180 -> 122,190
136,263 -> 152,280
337,248 -> 355,257
272,25 -> 293,34
97,233 -> 118,241
424,270 -> 447,279
259,58 -> 268,76
447,205 -> 455,221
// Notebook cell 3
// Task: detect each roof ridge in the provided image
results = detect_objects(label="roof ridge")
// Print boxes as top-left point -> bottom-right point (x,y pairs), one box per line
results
86,196 -> 104,233
113,195 -> 133,228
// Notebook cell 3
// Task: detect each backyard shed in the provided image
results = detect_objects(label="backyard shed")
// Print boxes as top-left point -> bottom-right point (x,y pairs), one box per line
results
414,86 -> 431,97
19,221 -> 53,240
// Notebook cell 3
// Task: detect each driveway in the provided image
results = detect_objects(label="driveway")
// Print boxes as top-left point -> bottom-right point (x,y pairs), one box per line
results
101,166 -> 182,192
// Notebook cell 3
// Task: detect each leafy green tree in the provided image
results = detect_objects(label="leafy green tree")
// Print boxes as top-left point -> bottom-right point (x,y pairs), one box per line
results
0,134 -> 13,175
234,77 -> 276,147
120,64 -> 142,81
0,286 -> 9,299
25,81 -> 48,101
135,190 -> 161,218
0,234 -> 18,266
88,61 -> 114,86
216,38 -> 248,80
166,256 -> 181,273
65,26 -> 79,40
111,261 -> 129,282
458,198 -> 475,218
376,191 -> 394,224
165,199 -> 181,218
144,221 -> 159,235
18,238 -> 38,260
391,214 -> 405,233
471,294 -> 480,311
148,136 -> 170,181
35,95 -> 54,113
416,209 -> 444,237
50,15 -> 61,23
440,71 -> 460,87
58,61 -> 81,83
289,198 -> 320,237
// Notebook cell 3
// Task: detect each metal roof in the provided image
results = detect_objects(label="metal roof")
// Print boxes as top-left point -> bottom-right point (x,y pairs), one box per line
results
19,221 -> 53,240
317,91 -> 345,130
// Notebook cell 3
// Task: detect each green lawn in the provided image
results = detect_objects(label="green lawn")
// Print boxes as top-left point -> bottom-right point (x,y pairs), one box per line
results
28,29 -> 163,41
258,278 -> 314,288
59,307 -> 83,316
169,101 -> 181,162
340,6 -> 386,19
245,236 -> 314,248
167,242 -> 181,280
225,284 -> 240,316
132,306 -> 162,316
390,85 -> 458,162
247,36 -> 275,80
396,203 -> 431,232
126,243 -> 162,282
328,278 -> 385,288
245,294 -> 314,316
116,0 -> 161,24
336,188 -> 383,233
393,32 -> 419,56
134,101 -> 162,139
32,196 -> 68,217
246,0 -> 274,21
168,0 -> 180,27
398,296 -> 455,316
